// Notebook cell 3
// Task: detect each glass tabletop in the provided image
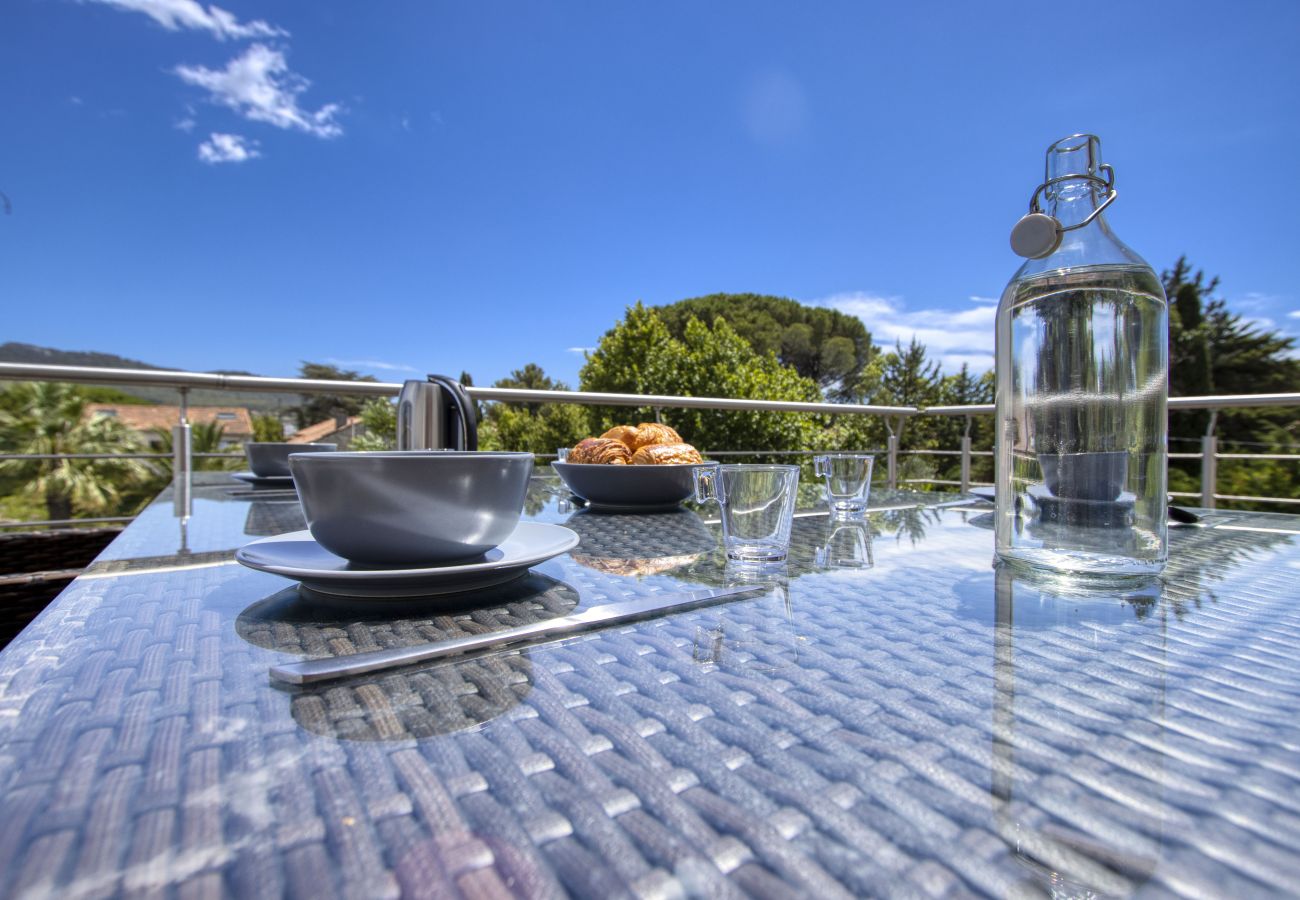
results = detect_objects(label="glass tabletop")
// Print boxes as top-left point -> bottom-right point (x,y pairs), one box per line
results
0,471 -> 1297,897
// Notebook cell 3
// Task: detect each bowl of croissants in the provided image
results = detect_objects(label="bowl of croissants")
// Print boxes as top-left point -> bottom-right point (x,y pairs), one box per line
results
552,422 -> 712,511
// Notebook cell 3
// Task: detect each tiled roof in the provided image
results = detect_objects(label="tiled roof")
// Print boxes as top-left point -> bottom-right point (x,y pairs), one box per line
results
85,404 -> 254,437
289,416 -> 360,443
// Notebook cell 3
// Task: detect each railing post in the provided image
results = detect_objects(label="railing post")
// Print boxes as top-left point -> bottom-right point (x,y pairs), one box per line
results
1200,410 -> 1218,509
887,433 -> 899,491
173,387 -> 192,479
1201,434 -> 1218,509
960,436 -> 972,493
173,387 -> 192,520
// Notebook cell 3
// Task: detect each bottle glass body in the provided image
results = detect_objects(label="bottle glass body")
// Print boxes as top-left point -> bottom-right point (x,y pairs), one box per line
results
994,136 -> 1168,579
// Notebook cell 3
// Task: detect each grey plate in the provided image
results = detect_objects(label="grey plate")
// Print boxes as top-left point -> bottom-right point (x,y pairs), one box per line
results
233,471 -> 294,487
235,521 -> 579,599
552,461 -> 710,510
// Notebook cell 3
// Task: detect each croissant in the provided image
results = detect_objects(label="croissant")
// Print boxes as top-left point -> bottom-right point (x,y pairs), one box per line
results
630,442 -> 703,465
572,554 -> 701,576
569,437 -> 631,465
599,425 -> 641,449
630,422 -> 682,450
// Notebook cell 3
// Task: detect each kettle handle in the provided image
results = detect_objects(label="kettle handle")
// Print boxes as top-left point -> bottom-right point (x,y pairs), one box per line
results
427,374 -> 478,451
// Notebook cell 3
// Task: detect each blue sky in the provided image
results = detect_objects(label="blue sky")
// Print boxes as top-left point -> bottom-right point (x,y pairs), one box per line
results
3,1 -> 1299,387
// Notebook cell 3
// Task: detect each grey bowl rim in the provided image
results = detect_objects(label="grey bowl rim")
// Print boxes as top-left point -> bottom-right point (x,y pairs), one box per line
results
247,441 -> 338,449
290,450 -> 535,462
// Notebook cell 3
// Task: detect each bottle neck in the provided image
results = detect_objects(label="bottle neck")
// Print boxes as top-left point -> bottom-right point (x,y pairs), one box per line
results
1045,181 -> 1105,229
1008,133 -> 1156,280
1043,134 -> 1105,229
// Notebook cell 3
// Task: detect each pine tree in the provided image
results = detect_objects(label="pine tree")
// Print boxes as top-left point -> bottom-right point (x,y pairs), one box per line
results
1162,257 -> 1300,507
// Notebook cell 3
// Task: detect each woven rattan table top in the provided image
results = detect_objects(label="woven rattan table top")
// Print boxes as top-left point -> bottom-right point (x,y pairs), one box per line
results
1,472 -> 1298,898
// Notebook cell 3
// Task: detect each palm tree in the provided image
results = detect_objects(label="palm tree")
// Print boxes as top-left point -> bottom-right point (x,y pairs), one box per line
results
0,382 -> 153,522
150,421 -> 242,474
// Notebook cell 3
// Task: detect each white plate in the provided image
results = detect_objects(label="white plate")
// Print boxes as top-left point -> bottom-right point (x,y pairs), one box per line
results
235,521 -> 580,598
233,471 -> 294,486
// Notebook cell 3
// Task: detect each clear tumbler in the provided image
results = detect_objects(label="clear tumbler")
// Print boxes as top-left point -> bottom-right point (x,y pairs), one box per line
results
694,464 -> 800,565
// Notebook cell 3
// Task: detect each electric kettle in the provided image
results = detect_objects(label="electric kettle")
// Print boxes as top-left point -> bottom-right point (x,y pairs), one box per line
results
396,374 -> 479,451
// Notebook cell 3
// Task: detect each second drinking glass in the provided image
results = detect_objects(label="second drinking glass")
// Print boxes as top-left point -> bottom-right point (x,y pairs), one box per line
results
813,453 -> 875,517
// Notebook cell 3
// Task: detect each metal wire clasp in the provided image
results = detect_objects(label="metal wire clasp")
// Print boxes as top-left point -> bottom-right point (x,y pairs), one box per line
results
1010,164 -> 1118,258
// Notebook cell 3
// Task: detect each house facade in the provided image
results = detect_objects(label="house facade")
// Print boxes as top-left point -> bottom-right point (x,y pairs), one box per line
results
85,404 -> 254,448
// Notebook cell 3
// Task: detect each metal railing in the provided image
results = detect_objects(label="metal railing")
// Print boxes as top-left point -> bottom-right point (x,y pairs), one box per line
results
1,362 -> 1297,526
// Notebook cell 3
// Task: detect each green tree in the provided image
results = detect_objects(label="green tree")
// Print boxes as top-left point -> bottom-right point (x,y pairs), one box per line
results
826,339 -> 947,482
933,365 -> 995,484
477,364 -> 588,455
654,293 -> 875,400
875,338 -> 942,410
1163,257 -> 1300,507
252,414 -> 284,442
350,399 -> 399,451
0,382 -> 153,521
580,304 -> 824,453
292,362 -> 378,429
491,363 -> 564,413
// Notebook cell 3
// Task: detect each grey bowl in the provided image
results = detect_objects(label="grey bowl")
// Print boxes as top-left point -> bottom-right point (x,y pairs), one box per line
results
1038,451 -> 1128,502
552,461 -> 711,511
289,451 -> 535,567
246,442 -> 337,477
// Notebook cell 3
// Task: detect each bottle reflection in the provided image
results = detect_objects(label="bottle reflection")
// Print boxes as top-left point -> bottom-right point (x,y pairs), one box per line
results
992,564 -> 1166,896
814,517 -> 874,571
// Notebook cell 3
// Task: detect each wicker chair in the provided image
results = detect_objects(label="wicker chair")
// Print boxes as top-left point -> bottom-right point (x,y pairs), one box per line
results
0,528 -> 122,649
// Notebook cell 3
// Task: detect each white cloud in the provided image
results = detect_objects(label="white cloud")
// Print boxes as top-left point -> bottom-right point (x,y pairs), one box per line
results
86,0 -> 285,40
968,295 -> 999,305
817,291 -> 996,374
197,132 -> 259,164
325,358 -> 421,373
1289,310 -> 1300,319
175,44 -> 343,138
566,347 -> 595,355
1237,291 -> 1283,311
174,116 -> 196,132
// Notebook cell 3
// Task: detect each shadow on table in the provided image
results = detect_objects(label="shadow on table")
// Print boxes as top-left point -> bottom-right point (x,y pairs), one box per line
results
235,572 -> 580,740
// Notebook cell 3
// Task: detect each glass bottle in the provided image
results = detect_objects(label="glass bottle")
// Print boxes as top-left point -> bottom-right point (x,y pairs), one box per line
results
994,134 -> 1168,579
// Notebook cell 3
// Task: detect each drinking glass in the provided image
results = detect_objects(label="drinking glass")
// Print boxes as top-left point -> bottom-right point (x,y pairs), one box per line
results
813,453 -> 875,516
693,464 -> 800,565
692,569 -> 799,671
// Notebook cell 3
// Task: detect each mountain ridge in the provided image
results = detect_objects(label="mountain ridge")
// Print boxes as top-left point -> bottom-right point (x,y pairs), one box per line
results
0,343 -> 301,411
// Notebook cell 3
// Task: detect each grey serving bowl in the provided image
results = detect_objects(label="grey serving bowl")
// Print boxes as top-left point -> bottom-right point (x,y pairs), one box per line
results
289,451 -> 535,566
246,441 -> 337,477
552,461 -> 713,511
